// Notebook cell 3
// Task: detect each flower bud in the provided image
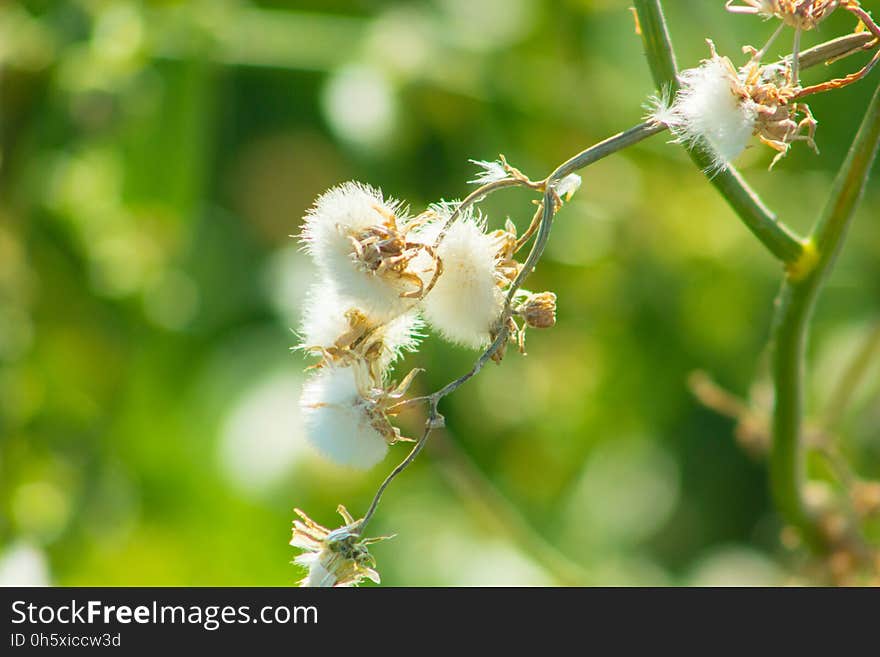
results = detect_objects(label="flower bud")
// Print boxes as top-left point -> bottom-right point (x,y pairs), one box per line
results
518,291 -> 557,329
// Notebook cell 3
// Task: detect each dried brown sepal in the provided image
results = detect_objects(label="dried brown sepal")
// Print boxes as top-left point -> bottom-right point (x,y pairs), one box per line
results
368,367 -> 423,445
726,0 -> 842,31
348,203 -> 440,300
736,59 -> 819,166
303,309 -> 396,385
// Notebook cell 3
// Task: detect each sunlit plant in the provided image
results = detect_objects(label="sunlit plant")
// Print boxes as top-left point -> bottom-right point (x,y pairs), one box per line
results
290,0 -> 880,586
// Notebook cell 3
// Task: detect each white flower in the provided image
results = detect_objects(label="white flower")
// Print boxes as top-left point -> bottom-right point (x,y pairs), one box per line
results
416,209 -> 505,349
299,363 -> 395,469
300,182 -> 435,319
653,50 -> 758,172
468,159 -> 509,185
290,506 -> 385,587
297,279 -> 423,371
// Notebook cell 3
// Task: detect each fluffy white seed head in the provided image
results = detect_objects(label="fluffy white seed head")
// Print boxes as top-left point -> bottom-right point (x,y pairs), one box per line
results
299,364 -> 390,469
654,55 -> 758,172
416,209 -> 505,349
290,507 -> 382,587
298,280 -> 354,349
379,311 -> 424,365
297,279 -> 423,371
300,182 -> 433,318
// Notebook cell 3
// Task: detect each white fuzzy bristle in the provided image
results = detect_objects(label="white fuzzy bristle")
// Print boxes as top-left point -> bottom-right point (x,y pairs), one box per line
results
299,364 -> 389,470
416,209 -> 504,349
297,279 -> 424,371
662,56 -> 757,172
468,159 -> 509,185
299,182 -> 431,318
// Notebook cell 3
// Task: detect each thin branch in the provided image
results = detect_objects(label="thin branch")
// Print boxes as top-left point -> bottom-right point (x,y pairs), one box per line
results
793,31 -> 876,70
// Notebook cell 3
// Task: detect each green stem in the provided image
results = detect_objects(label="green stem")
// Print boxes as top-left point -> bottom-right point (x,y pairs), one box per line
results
771,80 -> 880,552
633,0 -> 805,264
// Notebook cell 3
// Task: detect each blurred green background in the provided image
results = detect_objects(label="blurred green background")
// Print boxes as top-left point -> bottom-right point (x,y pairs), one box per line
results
1,0 -> 878,586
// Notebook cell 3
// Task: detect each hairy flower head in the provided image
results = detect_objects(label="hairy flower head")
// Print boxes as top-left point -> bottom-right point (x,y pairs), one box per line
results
300,182 -> 437,319
299,361 -> 418,469
300,363 -> 390,469
298,279 -> 423,378
290,506 -> 388,587
654,47 -> 759,172
726,0 -> 840,30
416,208 -> 508,349
649,41 -> 817,171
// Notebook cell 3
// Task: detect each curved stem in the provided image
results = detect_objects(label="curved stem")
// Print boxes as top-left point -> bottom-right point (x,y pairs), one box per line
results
771,79 -> 880,552
358,422 -> 434,531
633,0 -> 805,264
553,121 -> 666,179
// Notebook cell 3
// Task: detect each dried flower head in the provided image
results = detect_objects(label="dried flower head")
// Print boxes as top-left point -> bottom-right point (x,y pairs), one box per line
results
298,279 -> 423,380
290,506 -> 388,587
740,59 -> 818,166
652,46 -> 759,171
300,182 -> 438,319
299,362 -> 419,469
517,291 -> 557,329
650,41 -> 817,170
726,0 -> 841,30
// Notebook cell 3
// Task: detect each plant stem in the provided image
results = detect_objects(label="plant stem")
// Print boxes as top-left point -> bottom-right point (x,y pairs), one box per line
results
633,0 -> 678,91
552,121 -> 666,179
633,0 -> 805,264
770,80 -> 880,551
